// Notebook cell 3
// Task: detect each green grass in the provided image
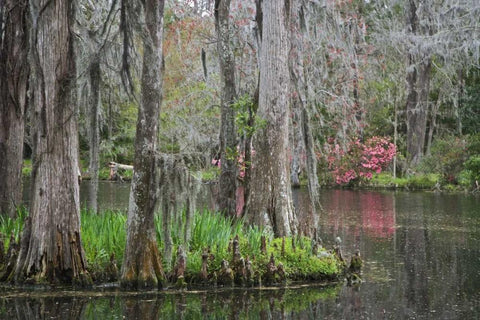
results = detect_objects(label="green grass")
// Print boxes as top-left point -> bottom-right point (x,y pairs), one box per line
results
369,172 -> 441,190
0,206 -> 28,250
81,209 -> 127,270
0,208 -> 341,283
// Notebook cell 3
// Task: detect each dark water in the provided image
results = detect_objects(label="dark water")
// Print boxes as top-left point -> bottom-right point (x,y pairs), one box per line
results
10,185 -> 480,319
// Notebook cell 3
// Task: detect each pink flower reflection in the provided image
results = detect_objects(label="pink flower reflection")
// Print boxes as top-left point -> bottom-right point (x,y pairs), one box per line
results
360,192 -> 395,238
325,190 -> 395,238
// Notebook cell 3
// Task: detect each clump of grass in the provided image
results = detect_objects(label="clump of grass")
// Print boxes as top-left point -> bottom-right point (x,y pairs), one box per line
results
81,209 -> 127,270
0,208 -> 342,284
0,206 -> 28,250
266,237 -> 339,280
190,210 -> 243,252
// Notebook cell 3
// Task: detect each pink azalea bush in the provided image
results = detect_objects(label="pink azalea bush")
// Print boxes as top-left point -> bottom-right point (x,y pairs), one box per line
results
327,136 -> 396,185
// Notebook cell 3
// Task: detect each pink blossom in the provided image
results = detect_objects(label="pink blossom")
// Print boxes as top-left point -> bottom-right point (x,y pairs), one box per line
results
325,136 -> 396,185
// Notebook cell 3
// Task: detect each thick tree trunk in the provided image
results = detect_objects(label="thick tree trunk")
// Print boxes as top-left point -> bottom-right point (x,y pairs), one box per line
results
215,0 -> 237,216
406,58 -> 431,167
121,0 -> 166,290
13,0 -> 90,285
289,0 -> 320,213
88,59 -> 101,213
0,0 -> 29,218
405,0 -> 431,167
246,0 -> 296,237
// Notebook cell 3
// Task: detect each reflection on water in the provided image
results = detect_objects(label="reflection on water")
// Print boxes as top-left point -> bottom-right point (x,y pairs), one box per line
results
1,286 -> 342,319
14,186 -> 480,319
80,181 -> 131,212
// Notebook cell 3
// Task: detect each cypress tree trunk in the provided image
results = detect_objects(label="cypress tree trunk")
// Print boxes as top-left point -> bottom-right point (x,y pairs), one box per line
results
246,0 -> 296,237
0,0 -> 29,218
14,0 -> 90,285
215,0 -> 237,216
405,0 -> 431,167
121,0 -> 166,289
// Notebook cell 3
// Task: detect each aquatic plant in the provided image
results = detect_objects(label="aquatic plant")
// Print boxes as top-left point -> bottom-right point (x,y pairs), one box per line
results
0,208 -> 344,286
0,206 -> 28,249
81,209 -> 127,271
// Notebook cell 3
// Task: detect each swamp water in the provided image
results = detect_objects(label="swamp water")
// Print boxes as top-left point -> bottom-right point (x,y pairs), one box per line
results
6,183 -> 480,319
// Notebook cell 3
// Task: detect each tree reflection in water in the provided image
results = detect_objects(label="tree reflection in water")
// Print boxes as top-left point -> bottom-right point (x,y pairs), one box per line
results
8,190 -> 480,319
2,286 -> 341,319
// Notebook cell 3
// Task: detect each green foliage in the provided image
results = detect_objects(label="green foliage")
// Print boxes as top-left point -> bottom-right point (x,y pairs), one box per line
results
0,209 -> 340,283
266,237 -> 338,279
0,207 -> 28,249
460,67 -> 480,135
81,209 -> 127,270
232,94 -> 265,138
406,174 -> 440,189
463,155 -> 480,185
22,159 -> 32,177
369,172 -> 441,190
194,166 -> 219,182
190,211 -> 243,253
419,136 -> 467,183
467,133 -> 480,155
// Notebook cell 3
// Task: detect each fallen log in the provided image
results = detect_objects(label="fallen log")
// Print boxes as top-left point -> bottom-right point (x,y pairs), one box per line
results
107,162 -> 133,181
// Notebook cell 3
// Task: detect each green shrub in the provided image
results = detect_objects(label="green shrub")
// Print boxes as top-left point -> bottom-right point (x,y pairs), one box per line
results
419,136 -> 467,183
406,173 -> 440,189
467,133 -> 480,155
463,155 -> 480,185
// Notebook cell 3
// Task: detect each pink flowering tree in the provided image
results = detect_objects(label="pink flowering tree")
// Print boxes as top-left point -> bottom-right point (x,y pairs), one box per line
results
327,136 -> 397,185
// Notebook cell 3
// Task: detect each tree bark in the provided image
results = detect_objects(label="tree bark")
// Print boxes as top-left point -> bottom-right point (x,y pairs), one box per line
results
121,0 -> 166,290
426,93 -> 441,156
88,58 -> 101,213
215,0 -> 237,216
405,0 -> 431,167
291,0 -> 320,213
246,0 -> 296,237
13,0 -> 90,285
0,0 -> 29,218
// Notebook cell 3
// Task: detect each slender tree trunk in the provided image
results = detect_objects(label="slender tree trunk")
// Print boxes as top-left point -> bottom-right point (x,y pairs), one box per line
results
0,0 -> 29,218
426,93 -> 441,156
456,69 -> 463,135
246,0 -> 296,237
88,58 -> 101,213
121,0 -> 166,290
393,98 -> 398,179
13,0 -> 90,285
215,0 -> 237,216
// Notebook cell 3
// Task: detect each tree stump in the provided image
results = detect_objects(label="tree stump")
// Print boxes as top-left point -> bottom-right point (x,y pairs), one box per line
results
219,259 -> 234,286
